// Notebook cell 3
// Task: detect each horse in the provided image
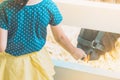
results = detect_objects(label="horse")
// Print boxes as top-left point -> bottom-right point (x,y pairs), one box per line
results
77,28 -> 120,61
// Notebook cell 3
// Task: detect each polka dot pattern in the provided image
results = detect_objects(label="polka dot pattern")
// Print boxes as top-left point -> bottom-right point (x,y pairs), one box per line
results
0,0 -> 63,56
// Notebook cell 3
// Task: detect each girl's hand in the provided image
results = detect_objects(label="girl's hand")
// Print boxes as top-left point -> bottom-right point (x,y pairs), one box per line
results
50,25 -> 87,60
71,48 -> 87,60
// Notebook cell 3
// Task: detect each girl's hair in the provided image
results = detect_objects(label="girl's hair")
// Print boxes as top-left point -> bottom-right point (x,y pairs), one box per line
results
14,0 -> 29,9
14,0 -> 28,5
7,0 -> 29,11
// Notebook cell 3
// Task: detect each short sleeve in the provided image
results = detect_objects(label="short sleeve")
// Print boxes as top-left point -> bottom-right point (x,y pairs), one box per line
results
49,1 -> 63,26
0,7 -> 8,30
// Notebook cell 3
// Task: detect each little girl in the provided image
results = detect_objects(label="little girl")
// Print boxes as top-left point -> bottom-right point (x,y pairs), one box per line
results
0,0 -> 86,80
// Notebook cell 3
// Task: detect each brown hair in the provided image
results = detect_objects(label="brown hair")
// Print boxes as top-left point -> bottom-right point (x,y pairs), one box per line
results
14,0 -> 29,8
6,0 -> 29,12
5,0 -> 28,10
14,0 -> 28,5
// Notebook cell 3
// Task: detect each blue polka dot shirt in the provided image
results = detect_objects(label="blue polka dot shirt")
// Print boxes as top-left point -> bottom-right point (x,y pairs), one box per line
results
0,0 -> 63,56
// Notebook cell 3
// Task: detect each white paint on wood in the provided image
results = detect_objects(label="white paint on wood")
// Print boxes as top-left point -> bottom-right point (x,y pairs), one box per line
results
52,59 -> 120,80
54,0 -> 120,34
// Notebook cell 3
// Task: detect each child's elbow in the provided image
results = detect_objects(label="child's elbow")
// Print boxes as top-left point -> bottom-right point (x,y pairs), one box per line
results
0,49 -> 6,52
0,46 -> 6,52
54,35 -> 64,43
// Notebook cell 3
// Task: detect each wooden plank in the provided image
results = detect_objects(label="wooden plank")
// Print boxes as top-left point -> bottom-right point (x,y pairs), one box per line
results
54,0 -> 120,34
53,59 -> 120,80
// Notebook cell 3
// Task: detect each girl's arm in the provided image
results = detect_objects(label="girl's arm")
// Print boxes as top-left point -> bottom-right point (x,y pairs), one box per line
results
0,28 -> 8,52
50,25 -> 86,60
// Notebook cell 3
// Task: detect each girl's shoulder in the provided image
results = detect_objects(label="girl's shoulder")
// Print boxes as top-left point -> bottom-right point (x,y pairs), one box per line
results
43,0 -> 55,5
42,0 -> 57,7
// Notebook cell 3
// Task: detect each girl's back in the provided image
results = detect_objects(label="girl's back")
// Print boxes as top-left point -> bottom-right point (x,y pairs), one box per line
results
0,0 -> 62,56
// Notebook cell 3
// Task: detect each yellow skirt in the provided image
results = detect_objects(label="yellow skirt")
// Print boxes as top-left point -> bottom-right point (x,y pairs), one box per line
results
0,48 -> 55,80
